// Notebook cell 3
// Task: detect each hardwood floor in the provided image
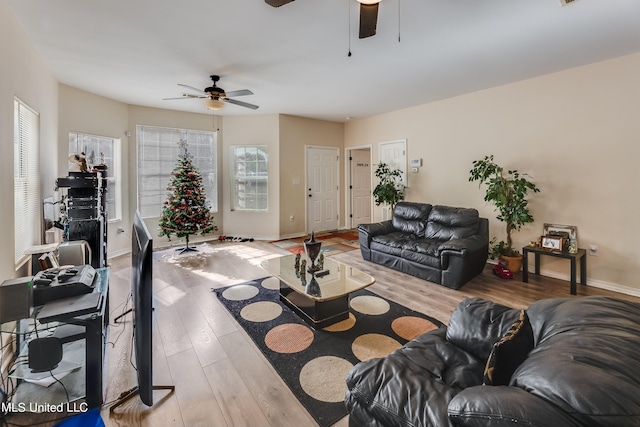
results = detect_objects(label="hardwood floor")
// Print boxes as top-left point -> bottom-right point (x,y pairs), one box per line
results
8,241 -> 640,427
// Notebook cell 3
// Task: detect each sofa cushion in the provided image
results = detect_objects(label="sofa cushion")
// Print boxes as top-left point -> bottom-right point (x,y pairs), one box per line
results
446,298 -> 522,362
371,232 -> 416,256
511,297 -> 640,426
391,202 -> 432,237
483,310 -> 533,386
425,206 -> 480,240
448,386 -> 584,427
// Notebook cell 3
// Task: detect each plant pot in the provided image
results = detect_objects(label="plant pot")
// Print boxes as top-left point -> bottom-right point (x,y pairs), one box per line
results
501,254 -> 523,273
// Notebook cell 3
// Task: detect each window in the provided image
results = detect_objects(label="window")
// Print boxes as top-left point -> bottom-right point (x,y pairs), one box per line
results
137,125 -> 217,218
231,146 -> 268,211
68,132 -> 121,221
14,98 -> 40,266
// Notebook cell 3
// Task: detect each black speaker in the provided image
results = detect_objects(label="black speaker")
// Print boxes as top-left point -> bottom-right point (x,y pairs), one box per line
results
28,337 -> 63,373
0,277 -> 32,324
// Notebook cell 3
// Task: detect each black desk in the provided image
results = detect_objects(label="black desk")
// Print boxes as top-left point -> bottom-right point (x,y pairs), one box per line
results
522,246 -> 586,295
34,267 -> 109,408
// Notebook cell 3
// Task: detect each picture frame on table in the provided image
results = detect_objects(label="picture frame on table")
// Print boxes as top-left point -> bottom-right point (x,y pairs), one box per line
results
542,223 -> 577,250
541,235 -> 564,251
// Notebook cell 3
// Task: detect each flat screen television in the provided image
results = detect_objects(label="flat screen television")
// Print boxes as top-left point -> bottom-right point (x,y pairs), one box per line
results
132,210 -> 154,405
110,211 -> 173,411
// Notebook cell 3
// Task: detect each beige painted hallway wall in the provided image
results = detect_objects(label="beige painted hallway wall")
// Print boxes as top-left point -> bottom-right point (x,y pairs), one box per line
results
279,115 -> 345,238
345,53 -> 640,293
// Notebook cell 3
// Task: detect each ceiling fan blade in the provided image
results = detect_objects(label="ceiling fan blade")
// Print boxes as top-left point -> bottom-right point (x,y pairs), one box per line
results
265,0 -> 295,7
178,83 -> 206,95
163,94 -> 206,100
359,3 -> 379,39
223,98 -> 259,110
225,89 -> 254,97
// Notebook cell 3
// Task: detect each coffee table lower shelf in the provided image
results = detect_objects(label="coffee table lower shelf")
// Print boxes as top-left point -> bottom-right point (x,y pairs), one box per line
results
280,286 -> 349,329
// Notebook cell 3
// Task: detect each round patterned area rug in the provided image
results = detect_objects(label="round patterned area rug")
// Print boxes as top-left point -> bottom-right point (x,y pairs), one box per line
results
214,277 -> 444,427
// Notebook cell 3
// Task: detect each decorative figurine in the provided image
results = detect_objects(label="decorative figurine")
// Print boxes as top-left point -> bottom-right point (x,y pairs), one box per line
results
303,231 -> 322,273
295,253 -> 301,269
300,259 -> 307,277
318,253 -> 324,269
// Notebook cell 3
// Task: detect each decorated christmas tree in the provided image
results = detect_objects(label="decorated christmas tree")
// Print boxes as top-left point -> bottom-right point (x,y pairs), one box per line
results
159,141 -> 217,254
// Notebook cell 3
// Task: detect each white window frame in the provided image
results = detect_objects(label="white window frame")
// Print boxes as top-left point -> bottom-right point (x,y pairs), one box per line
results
68,132 -> 122,222
137,125 -> 218,218
231,145 -> 268,211
14,98 -> 40,267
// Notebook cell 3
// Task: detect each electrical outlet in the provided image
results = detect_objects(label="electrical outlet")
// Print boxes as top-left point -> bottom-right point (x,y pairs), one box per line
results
589,245 -> 599,256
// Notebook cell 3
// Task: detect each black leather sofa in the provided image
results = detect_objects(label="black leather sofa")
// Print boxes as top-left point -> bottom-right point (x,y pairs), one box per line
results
357,202 -> 488,289
345,296 -> 640,427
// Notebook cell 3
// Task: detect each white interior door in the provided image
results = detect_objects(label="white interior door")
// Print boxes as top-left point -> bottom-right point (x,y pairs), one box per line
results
350,148 -> 371,227
307,147 -> 339,233
378,139 -> 407,220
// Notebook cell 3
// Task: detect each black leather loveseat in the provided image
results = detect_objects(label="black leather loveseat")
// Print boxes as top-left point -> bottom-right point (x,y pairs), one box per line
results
345,296 -> 640,427
357,202 -> 488,289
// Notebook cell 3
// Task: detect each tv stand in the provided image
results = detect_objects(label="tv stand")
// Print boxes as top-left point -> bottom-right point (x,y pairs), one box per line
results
109,385 -> 175,413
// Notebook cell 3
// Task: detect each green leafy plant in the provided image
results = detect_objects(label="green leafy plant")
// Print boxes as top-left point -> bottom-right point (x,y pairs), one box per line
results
373,162 -> 405,210
469,155 -> 540,258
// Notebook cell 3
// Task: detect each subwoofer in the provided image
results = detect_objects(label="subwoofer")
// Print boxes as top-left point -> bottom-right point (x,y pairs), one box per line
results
28,337 -> 63,373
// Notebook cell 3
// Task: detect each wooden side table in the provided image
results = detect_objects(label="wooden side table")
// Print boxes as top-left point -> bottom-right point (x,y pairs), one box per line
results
522,246 -> 587,295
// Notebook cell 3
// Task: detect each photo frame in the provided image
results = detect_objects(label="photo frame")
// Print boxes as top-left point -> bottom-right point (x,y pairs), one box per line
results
541,235 -> 564,251
542,223 -> 577,248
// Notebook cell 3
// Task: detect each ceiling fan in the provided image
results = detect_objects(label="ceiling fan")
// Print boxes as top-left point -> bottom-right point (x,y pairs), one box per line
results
265,0 -> 381,39
163,75 -> 259,111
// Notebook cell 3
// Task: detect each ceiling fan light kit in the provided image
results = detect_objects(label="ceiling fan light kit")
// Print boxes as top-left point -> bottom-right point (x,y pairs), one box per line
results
204,98 -> 225,111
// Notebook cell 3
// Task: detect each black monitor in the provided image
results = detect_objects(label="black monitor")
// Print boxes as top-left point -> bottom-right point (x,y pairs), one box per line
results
132,210 -> 154,405
110,211 -> 174,411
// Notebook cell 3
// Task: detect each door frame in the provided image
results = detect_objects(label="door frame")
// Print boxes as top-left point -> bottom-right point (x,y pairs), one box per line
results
305,145 -> 340,234
345,144 -> 373,229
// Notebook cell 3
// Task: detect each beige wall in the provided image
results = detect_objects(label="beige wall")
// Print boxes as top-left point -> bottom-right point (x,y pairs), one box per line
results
1,1 -> 59,279
345,53 -> 640,294
279,115 -> 345,238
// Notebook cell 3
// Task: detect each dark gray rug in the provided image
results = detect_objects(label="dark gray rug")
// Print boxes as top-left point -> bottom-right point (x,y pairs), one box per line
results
214,277 -> 444,427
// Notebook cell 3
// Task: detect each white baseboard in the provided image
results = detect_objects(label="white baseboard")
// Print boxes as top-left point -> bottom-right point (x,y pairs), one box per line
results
537,268 -> 640,298
277,232 -> 307,240
107,248 -> 129,259
488,259 -> 640,298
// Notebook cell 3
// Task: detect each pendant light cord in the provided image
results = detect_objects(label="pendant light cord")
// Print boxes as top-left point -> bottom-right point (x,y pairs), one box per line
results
348,0 -> 352,56
398,0 -> 401,42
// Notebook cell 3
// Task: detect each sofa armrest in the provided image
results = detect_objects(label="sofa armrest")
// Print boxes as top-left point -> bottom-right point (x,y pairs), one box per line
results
438,234 -> 488,257
357,221 -> 394,249
448,386 -> 583,427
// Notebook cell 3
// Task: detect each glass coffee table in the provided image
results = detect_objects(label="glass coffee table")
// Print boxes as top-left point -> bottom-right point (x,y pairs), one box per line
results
261,254 -> 375,328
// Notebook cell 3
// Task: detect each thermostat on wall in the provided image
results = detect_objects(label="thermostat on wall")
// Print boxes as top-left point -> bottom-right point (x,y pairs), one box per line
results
409,159 -> 422,167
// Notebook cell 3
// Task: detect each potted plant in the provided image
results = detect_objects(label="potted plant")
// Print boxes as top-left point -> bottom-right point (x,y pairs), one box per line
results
373,162 -> 405,214
469,155 -> 540,272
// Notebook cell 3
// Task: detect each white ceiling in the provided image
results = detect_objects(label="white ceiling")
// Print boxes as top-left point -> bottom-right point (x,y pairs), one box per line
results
6,0 -> 640,122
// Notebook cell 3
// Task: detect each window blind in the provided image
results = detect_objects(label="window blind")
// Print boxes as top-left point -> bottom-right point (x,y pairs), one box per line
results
137,125 -> 217,218
14,98 -> 40,266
